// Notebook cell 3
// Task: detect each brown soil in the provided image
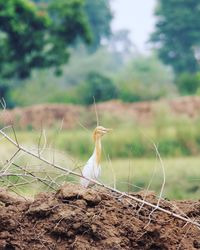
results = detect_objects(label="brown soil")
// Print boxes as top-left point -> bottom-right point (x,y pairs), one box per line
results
1,96 -> 200,129
0,184 -> 199,250
0,104 -> 85,130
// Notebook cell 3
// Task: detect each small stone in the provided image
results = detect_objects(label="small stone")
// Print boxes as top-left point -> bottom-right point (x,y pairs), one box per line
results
67,230 -> 74,237
73,223 -> 81,230
56,184 -> 81,200
0,231 -> 11,239
82,190 -> 101,205
91,224 -> 97,232
8,219 -> 16,229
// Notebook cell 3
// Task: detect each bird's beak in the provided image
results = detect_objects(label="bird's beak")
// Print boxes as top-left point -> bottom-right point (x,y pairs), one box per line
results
102,128 -> 112,134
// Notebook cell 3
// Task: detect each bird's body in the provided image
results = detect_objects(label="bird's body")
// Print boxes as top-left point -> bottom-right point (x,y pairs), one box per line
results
80,153 -> 101,188
80,126 -> 111,188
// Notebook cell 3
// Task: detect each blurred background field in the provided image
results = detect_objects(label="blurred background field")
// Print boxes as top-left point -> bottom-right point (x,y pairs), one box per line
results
0,0 -> 200,200
0,110 -> 200,200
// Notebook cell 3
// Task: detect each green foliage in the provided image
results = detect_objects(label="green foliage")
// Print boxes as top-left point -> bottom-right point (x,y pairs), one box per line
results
0,0 -> 93,105
77,72 -> 118,104
116,55 -> 175,102
84,0 -> 112,51
11,52 -> 176,106
10,46 -> 121,106
151,0 -> 200,74
118,81 -> 147,102
33,0 -> 113,52
10,70 -> 61,106
48,0 -> 91,45
1,133 -> 200,199
0,0 -> 91,79
14,109 -> 200,160
0,82 -> 10,104
48,69 -> 119,105
175,72 -> 200,94
0,0 -> 49,78
59,46 -> 119,86
13,115 -> 200,159
102,157 -> 200,200
0,0 -> 114,105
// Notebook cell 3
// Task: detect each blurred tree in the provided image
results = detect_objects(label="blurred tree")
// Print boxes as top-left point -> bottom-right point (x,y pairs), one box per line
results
48,0 -> 91,68
0,0 -> 48,79
60,46 -> 119,86
117,55 -> 175,102
151,0 -> 200,74
10,46 -> 123,107
108,29 -> 136,66
0,82 -> 10,103
84,0 -> 112,51
33,0 -> 113,52
175,72 -> 200,94
0,0 -> 92,106
0,0 -> 91,79
77,72 -> 118,104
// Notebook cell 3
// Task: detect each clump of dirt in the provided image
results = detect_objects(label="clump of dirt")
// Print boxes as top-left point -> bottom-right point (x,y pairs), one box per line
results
0,184 -> 199,249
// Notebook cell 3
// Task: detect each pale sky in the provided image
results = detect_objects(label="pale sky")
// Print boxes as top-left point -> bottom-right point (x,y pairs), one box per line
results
111,0 -> 156,53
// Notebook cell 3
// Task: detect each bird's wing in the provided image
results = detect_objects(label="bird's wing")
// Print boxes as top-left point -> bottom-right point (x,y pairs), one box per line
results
82,159 -> 93,178
80,157 -> 93,187
80,155 -> 100,187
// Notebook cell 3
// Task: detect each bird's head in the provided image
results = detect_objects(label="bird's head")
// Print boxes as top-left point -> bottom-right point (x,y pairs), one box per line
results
93,126 -> 112,140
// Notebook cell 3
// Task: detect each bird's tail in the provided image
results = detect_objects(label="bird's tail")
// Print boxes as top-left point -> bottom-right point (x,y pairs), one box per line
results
80,177 -> 90,188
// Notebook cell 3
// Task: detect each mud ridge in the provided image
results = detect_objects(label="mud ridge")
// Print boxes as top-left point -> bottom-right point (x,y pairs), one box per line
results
0,184 -> 199,249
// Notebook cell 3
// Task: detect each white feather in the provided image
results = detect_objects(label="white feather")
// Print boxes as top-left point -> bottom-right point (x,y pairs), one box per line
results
80,153 -> 101,188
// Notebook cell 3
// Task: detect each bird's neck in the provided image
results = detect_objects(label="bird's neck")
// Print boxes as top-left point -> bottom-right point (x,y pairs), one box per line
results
94,137 -> 101,165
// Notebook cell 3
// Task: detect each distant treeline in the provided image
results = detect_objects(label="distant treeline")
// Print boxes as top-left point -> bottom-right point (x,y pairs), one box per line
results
0,0 -> 200,107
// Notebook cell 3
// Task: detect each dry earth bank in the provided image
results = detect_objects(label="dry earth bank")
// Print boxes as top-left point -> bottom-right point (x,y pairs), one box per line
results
0,184 -> 199,249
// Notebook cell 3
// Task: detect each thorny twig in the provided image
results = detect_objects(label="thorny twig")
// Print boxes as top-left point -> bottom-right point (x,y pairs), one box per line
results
144,143 -> 166,228
12,162 -> 57,190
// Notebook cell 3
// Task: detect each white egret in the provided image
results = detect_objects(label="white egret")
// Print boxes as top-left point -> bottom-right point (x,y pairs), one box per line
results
80,126 -> 112,187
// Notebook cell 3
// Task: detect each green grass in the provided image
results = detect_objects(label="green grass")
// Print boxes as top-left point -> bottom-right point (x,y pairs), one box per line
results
0,128 -> 200,200
8,124 -> 200,159
101,157 -> 200,200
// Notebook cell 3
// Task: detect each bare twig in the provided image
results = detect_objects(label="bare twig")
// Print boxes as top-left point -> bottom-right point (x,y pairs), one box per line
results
153,143 -> 166,206
78,121 -> 90,132
93,96 -> 99,126
12,162 -> 57,190
0,98 -> 6,111
38,128 -> 47,157
12,125 -> 19,146
107,154 -> 116,189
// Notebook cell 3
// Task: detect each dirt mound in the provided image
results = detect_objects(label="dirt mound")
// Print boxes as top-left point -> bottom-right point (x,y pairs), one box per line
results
96,96 -> 200,122
1,104 -> 85,129
2,96 -> 200,129
0,184 -> 199,249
